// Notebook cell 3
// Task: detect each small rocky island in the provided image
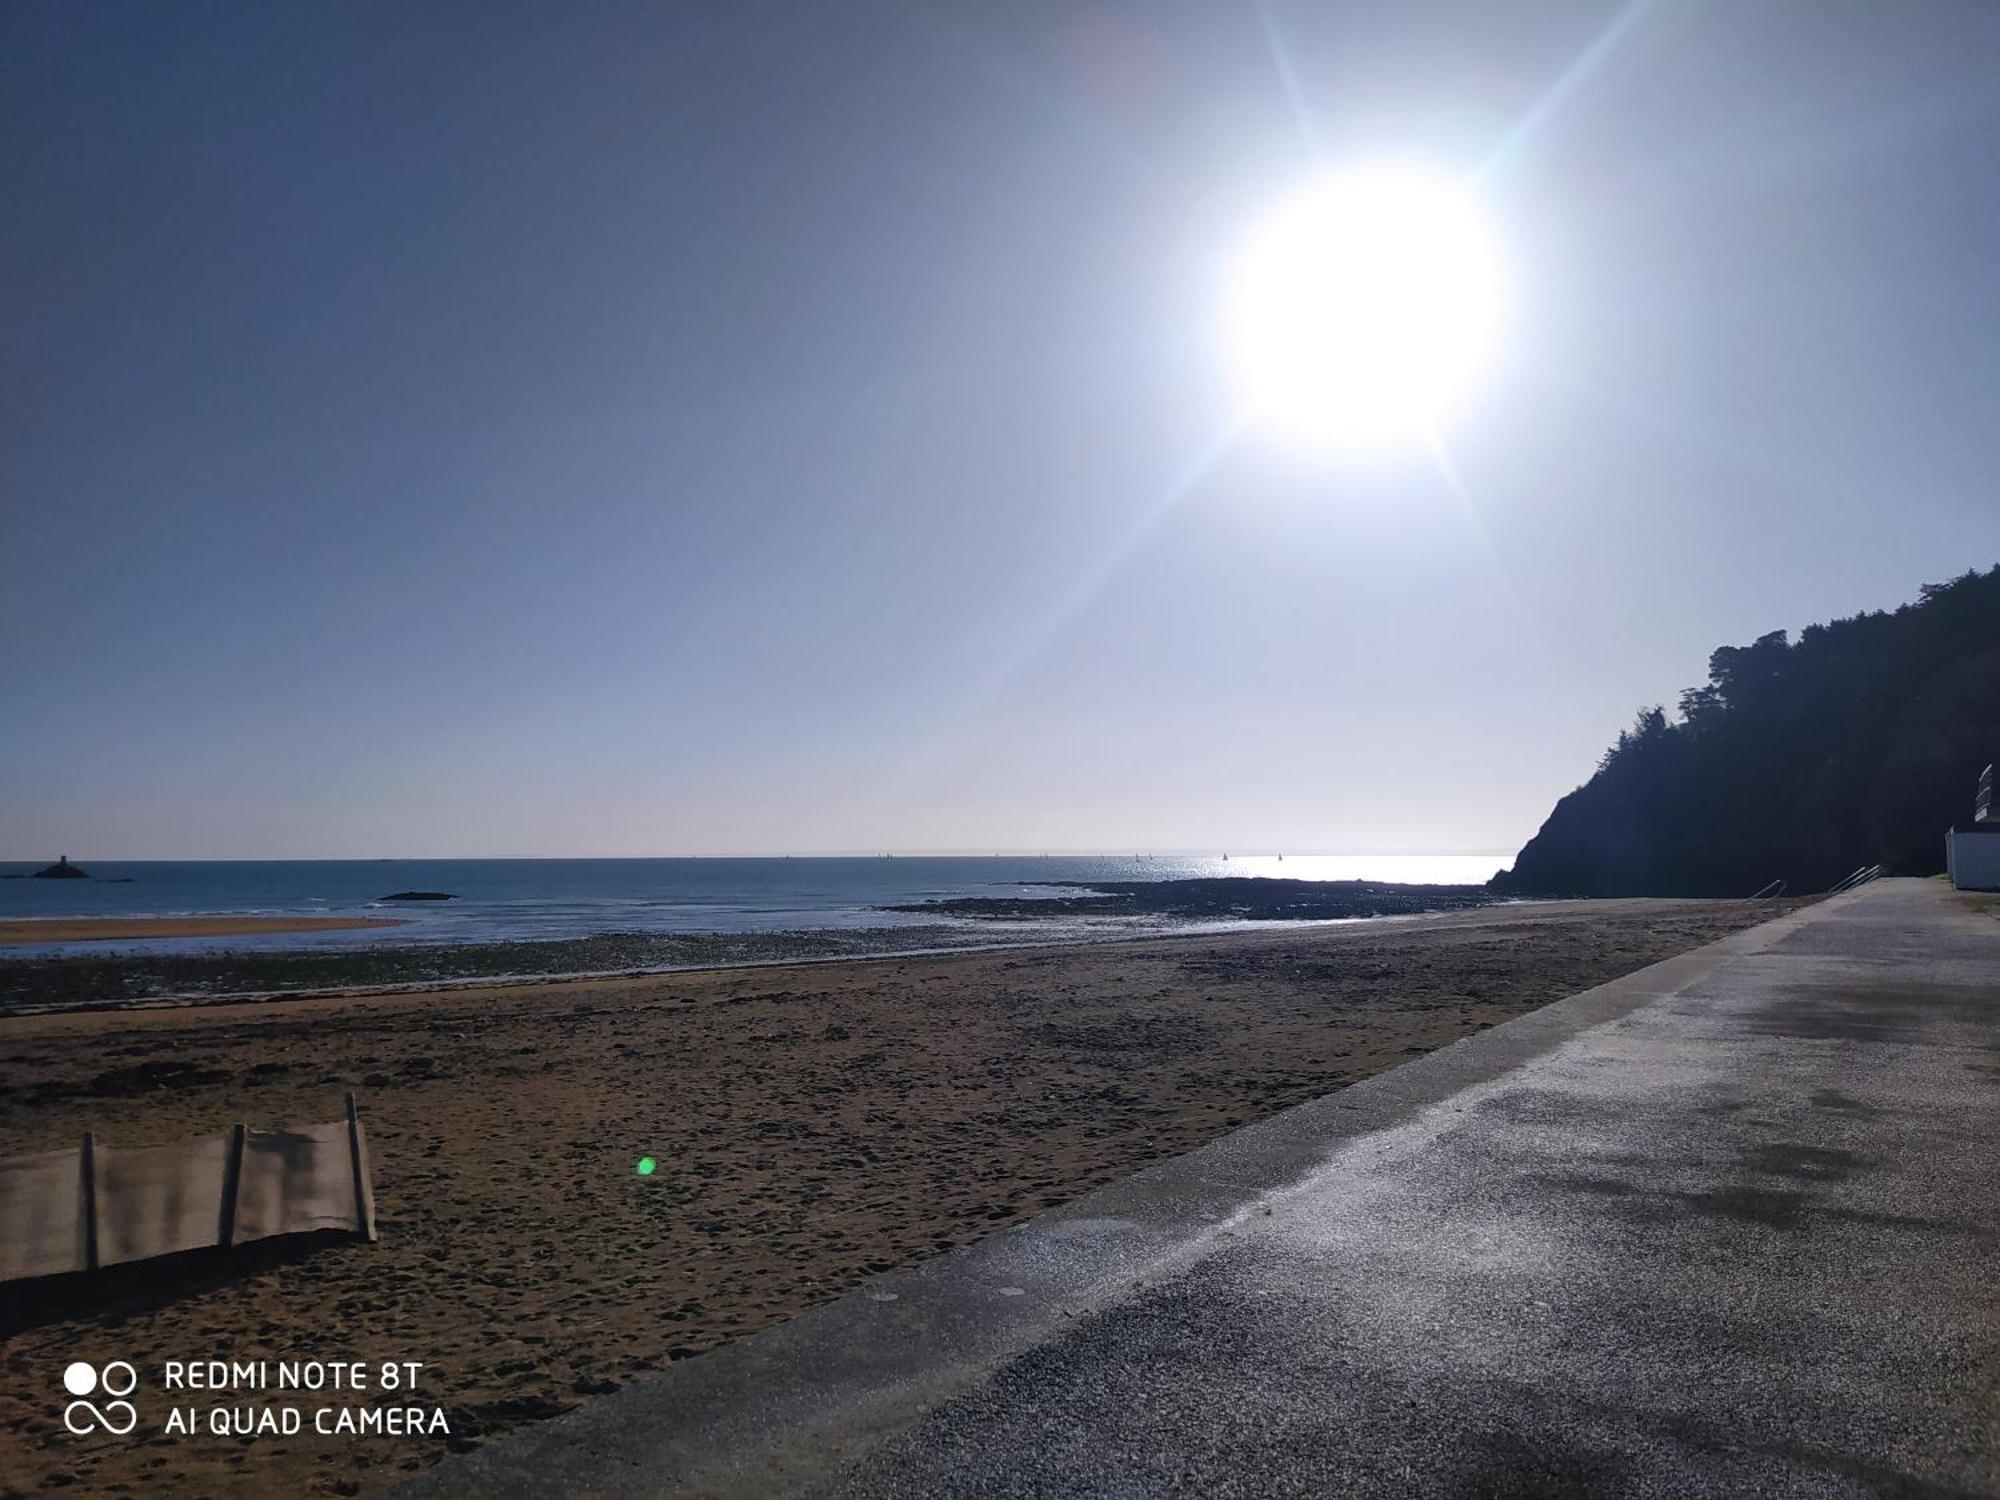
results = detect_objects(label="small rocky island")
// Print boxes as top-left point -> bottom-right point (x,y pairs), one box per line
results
379,890 -> 456,902
30,857 -> 88,880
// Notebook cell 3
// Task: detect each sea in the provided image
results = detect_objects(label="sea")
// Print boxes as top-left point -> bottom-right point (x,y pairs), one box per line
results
0,854 -> 1511,957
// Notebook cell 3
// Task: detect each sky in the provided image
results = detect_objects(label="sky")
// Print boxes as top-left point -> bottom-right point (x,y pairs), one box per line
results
3,1 -> 1997,860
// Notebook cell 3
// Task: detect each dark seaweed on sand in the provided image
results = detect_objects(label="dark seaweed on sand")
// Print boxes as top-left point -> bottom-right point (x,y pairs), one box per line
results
0,926 -> 992,1011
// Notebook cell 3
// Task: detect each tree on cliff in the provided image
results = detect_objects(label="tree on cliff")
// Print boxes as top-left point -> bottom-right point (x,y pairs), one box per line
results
1493,565 -> 2000,897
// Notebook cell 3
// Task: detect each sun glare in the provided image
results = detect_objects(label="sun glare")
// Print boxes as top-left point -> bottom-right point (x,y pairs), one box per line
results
1227,166 -> 1506,453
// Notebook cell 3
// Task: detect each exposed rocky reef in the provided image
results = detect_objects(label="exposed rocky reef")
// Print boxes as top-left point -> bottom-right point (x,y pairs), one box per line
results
886,877 -> 1496,922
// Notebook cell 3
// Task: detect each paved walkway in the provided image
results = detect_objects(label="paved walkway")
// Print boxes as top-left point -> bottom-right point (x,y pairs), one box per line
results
409,880 -> 2000,1498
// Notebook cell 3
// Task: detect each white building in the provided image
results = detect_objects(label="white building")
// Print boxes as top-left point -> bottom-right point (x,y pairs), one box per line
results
1946,763 -> 2000,891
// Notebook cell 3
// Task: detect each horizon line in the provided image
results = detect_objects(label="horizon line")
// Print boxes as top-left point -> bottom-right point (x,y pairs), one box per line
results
3,849 -> 1520,864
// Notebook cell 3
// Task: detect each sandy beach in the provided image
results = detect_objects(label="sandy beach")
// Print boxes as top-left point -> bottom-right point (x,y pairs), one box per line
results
0,916 -> 408,947
0,898 -> 1807,1497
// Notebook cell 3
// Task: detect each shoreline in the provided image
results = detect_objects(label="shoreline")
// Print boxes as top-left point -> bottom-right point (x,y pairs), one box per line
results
0,926 -> 1245,1018
0,921 -> 1037,1013
0,905 -> 1525,1016
0,915 -> 408,946
0,897 -> 1810,1499
0,878 -> 1524,1012
0,909 -> 1557,1019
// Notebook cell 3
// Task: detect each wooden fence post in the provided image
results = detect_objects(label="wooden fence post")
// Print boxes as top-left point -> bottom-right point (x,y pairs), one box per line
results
218,1123 -> 247,1251
345,1092 -> 377,1242
80,1131 -> 100,1273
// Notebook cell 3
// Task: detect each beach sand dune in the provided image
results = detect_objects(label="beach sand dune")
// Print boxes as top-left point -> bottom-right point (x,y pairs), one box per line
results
0,898 -> 1806,1497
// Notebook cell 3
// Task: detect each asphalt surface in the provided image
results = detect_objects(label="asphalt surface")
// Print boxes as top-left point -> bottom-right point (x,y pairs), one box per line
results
407,880 -> 2000,1499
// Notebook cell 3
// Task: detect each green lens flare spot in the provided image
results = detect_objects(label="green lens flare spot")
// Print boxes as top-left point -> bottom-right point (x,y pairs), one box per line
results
635,1156 -> 658,1177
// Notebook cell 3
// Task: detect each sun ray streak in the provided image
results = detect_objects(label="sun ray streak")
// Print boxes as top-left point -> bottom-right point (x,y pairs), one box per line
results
1477,0 -> 1659,182
1421,423 -> 1500,564
1418,420 -> 1585,730
971,420 -> 1244,707
895,421 -> 1246,776
1256,0 -> 1322,159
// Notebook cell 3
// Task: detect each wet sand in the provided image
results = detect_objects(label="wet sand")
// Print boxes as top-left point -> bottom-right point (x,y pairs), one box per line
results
0,916 -> 406,946
0,898 -> 1809,1497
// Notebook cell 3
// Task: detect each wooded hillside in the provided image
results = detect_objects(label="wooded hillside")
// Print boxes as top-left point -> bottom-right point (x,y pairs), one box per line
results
1494,566 -> 2000,896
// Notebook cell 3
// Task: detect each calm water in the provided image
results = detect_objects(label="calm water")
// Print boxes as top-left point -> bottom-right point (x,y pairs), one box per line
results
0,854 -> 1510,955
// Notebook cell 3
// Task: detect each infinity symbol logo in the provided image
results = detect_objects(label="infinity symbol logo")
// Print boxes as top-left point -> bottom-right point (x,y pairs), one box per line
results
61,1361 -> 138,1435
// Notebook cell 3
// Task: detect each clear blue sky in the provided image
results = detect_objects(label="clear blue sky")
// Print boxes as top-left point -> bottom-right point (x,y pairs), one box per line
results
4,1 -> 1996,859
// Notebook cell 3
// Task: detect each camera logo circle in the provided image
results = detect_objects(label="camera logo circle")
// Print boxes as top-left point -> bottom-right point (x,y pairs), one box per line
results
62,1360 -> 138,1435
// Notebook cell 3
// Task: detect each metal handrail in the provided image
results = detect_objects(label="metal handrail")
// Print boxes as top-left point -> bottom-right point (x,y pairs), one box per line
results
1749,879 -> 1786,900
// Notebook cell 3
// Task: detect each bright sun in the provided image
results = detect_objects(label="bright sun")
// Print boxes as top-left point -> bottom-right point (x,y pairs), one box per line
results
1227,165 -> 1506,452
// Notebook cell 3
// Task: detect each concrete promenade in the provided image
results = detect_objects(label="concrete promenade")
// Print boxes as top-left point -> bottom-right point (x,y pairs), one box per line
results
409,879 -> 2000,1498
